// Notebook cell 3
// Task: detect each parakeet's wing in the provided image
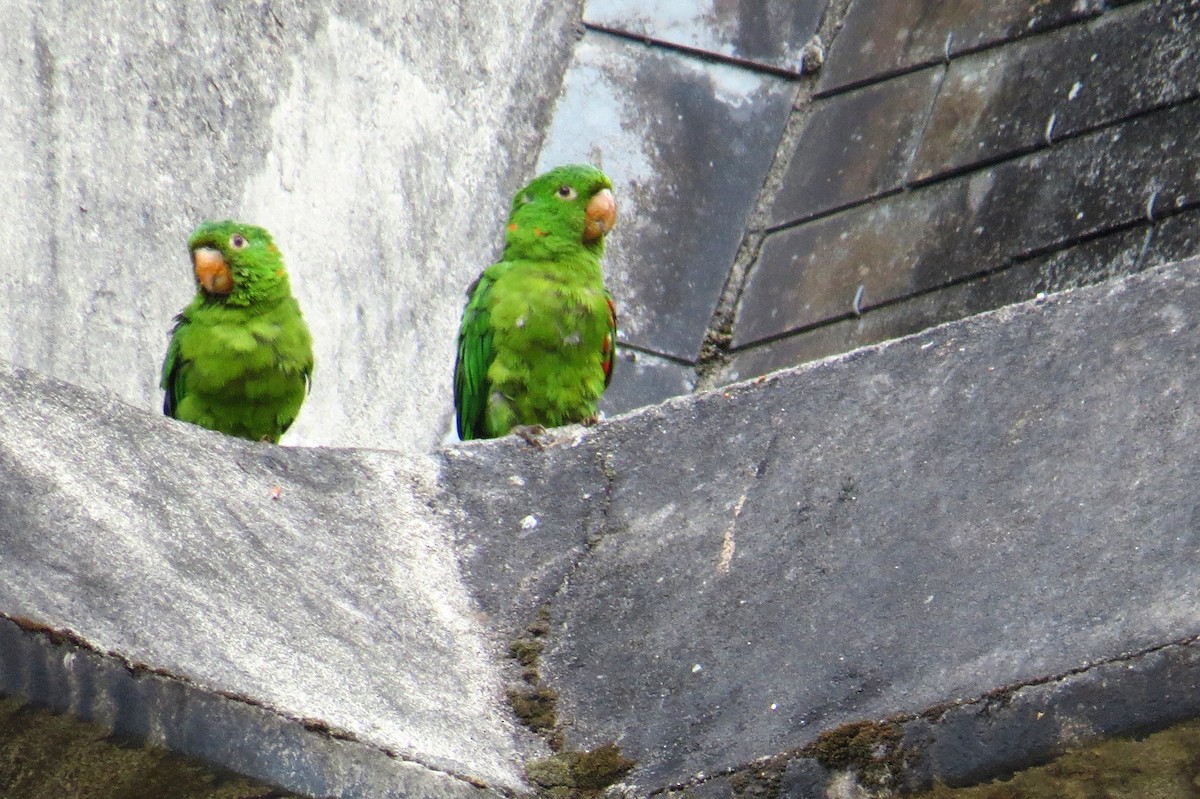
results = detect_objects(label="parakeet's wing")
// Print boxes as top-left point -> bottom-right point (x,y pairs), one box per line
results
454,272 -> 497,440
603,293 -> 617,390
160,312 -> 188,418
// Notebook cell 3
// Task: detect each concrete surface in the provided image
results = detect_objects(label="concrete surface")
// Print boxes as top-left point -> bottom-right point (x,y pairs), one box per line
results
0,0 -> 582,452
6,256 -> 1200,797
0,358 -> 527,795
444,255 -> 1200,790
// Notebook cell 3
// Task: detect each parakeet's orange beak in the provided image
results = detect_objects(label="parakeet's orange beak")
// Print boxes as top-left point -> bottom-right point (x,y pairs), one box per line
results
584,188 -> 617,242
193,246 -> 233,295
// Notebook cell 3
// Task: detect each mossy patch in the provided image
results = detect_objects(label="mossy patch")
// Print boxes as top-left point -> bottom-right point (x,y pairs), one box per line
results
510,637 -> 546,667
909,717 -> 1200,798
808,719 -> 906,790
508,608 -> 636,798
0,695 -> 296,799
508,685 -> 560,733
508,606 -> 560,745
525,743 -> 636,799
728,756 -> 787,799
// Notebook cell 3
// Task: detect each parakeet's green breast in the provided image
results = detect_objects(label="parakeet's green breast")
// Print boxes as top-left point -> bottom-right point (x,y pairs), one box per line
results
454,164 -> 618,441
161,220 -> 314,443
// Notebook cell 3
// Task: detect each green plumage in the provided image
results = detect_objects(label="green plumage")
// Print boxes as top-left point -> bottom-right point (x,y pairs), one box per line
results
455,164 -> 618,441
161,220 -> 313,443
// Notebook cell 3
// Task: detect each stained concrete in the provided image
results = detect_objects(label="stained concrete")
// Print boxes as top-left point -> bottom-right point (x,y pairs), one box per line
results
0,0 -> 583,453
0,359 -> 527,795
6,256 -> 1200,797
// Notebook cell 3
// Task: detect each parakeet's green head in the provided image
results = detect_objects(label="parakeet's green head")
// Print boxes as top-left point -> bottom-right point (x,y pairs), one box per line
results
504,164 -> 617,259
186,220 -> 290,306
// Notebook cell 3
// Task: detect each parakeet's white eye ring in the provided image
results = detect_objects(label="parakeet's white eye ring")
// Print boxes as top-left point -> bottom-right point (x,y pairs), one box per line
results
556,185 -> 577,200
230,234 -> 248,249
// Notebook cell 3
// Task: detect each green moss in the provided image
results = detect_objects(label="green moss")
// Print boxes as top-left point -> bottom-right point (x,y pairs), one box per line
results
910,718 -> 1200,798
508,609 -> 635,798
525,743 -> 636,798
0,695 -> 296,799
809,719 -> 905,790
508,685 -> 560,733
510,638 -> 546,666
728,757 -> 786,799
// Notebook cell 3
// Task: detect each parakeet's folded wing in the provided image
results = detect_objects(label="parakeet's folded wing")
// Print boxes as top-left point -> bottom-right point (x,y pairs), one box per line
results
454,273 -> 497,440
161,313 -> 188,418
603,294 -> 617,390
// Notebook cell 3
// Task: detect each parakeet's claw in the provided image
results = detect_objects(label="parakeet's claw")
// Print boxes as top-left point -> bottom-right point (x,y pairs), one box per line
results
581,412 -> 604,427
512,424 -> 550,449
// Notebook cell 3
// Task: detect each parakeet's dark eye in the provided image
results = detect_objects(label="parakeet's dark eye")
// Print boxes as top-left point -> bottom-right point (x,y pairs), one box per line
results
230,234 -> 248,249
556,185 -> 577,201
522,193 -> 533,205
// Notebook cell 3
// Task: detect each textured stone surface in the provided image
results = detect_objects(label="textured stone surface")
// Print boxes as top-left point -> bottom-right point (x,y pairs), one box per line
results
911,0 -> 1200,181
1144,208 -> 1200,270
6,258 -> 1200,795
536,31 -> 796,362
0,361 -> 527,792
770,66 -> 944,225
521,257 -> 1200,788
920,641 -> 1200,789
0,620 -> 495,799
584,0 -> 827,75
819,0 -> 1102,93
721,225 -> 1150,382
0,695 -> 302,799
0,0 -> 583,452
601,348 -> 697,418
735,98 -> 1200,346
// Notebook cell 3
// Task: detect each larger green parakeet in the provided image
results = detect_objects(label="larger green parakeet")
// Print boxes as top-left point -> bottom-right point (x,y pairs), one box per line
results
454,164 -> 618,441
161,220 -> 313,443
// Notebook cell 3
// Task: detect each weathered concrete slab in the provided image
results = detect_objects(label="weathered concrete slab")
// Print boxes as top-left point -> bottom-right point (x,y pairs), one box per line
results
478,256 -> 1200,788
819,0 -> 1102,93
910,0 -> 1200,182
584,0 -> 827,75
0,618 -> 494,799
0,362 -> 527,795
735,98 -> 1200,346
0,0 -> 583,453
722,226 -> 1150,381
601,348 -> 697,419
536,30 -> 796,362
770,66 -> 943,225
7,256 -> 1200,796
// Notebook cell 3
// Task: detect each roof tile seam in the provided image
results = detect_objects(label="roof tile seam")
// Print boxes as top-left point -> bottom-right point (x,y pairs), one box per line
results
815,1 -> 1108,98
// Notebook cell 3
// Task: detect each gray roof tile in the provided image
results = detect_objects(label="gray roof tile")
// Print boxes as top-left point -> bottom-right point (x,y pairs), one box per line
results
819,0 -> 1102,93
585,0 -> 828,75
538,31 -> 795,361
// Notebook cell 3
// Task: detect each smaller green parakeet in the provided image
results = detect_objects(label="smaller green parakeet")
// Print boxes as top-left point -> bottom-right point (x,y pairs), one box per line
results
454,163 -> 618,441
161,220 -> 313,443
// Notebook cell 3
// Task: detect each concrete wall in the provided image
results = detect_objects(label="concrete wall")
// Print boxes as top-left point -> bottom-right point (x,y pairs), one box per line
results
0,0 -> 581,451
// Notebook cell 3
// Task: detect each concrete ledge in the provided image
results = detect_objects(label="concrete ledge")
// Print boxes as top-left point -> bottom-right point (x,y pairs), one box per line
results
3,257 -> 1200,796
0,617 -> 494,799
445,255 -> 1200,790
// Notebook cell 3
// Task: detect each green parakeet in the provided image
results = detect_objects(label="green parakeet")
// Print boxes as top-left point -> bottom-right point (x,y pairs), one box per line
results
161,220 -> 313,443
454,163 -> 618,441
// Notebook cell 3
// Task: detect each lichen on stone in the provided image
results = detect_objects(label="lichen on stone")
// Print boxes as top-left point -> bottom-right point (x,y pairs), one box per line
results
808,719 -> 906,790
525,743 -> 636,799
909,717 -> 1200,798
